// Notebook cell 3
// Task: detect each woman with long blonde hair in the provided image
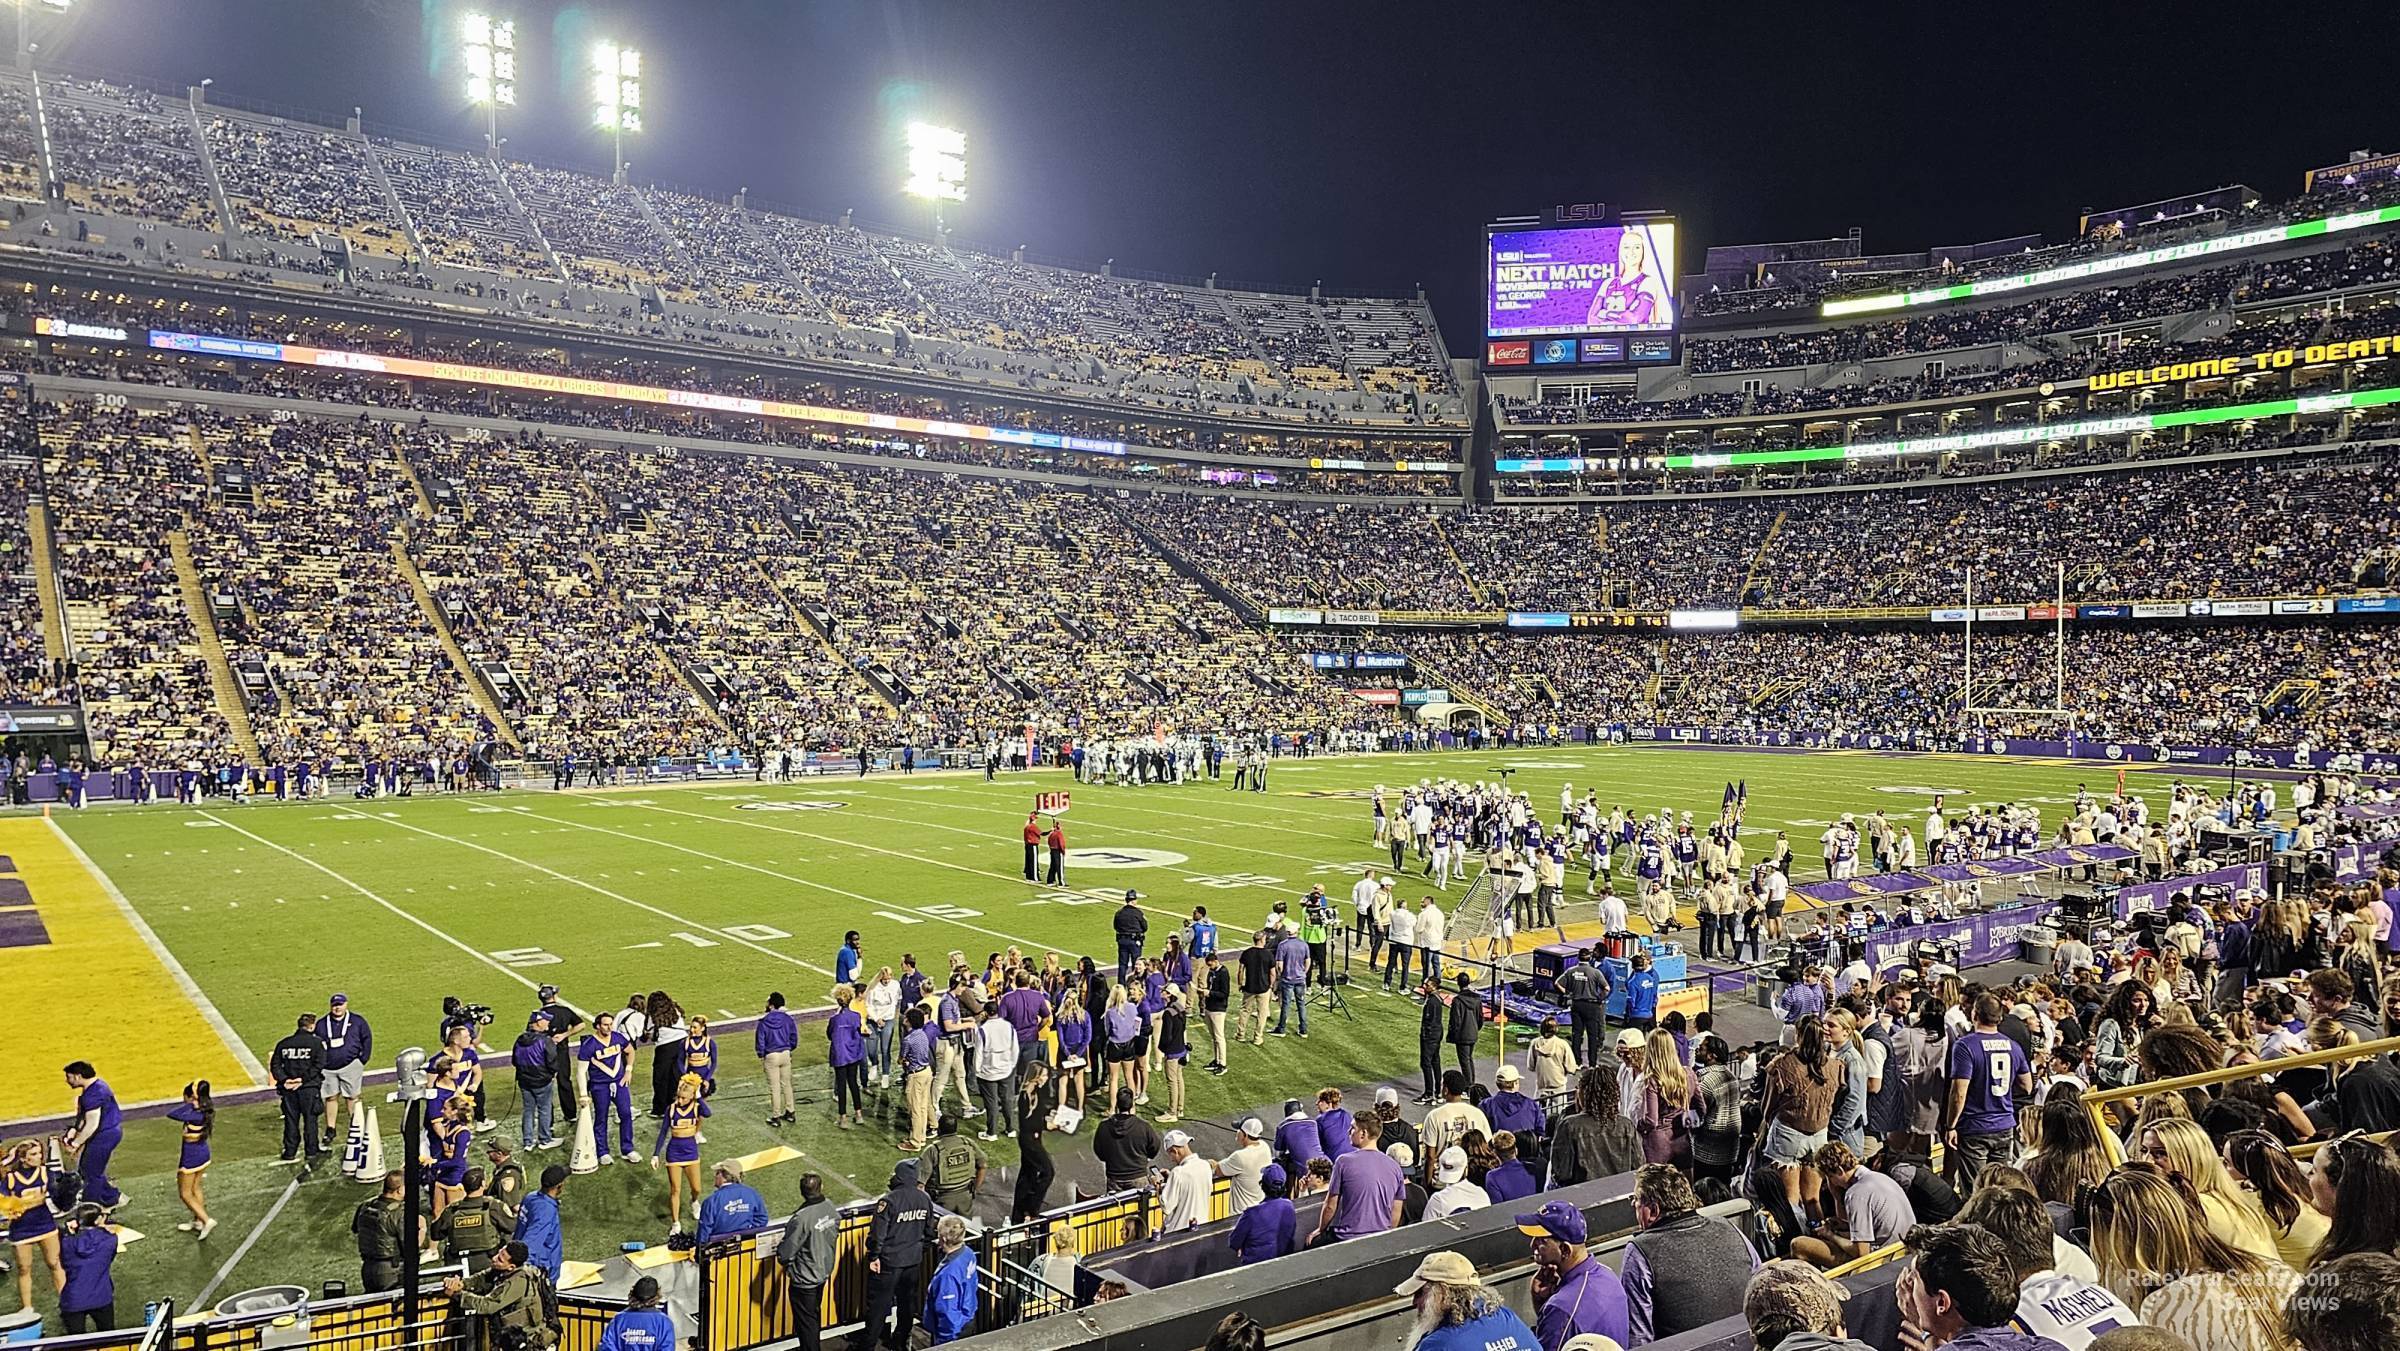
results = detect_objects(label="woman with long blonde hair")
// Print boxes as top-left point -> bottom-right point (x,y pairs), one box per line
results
2140,1118 -> 2279,1265
2087,1167 -> 2300,1351
650,1072 -> 709,1234
1634,1029 -> 1692,1168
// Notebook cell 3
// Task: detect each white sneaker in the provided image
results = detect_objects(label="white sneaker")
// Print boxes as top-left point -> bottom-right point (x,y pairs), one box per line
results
1133,1094 -> 1150,1106
694,1133 -> 707,1144
598,1155 -> 615,1166
196,1218 -> 218,1241
537,1138 -> 563,1150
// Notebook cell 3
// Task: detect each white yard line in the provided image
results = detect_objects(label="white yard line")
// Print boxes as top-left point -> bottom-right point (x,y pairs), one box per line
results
833,793 -> 1350,877
190,1168 -> 306,1309
197,812 -> 555,999
366,813 -> 839,979
56,818 -> 270,1086
534,803 -> 1082,958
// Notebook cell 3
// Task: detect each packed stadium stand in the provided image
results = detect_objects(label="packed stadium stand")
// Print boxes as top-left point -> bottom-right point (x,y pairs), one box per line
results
0,65 -> 2394,780
12,29 -> 2400,1351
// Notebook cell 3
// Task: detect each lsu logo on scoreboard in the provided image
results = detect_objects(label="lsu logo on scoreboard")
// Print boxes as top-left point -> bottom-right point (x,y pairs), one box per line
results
1035,791 -> 1072,815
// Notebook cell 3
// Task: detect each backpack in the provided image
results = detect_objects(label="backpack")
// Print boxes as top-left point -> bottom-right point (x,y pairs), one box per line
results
530,1268 -> 561,1347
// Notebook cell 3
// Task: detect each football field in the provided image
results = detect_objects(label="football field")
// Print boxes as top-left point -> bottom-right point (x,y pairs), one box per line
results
2,744 -> 2157,1312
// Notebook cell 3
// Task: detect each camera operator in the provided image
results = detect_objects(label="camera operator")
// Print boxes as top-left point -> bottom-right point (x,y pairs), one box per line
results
441,996 -> 496,1050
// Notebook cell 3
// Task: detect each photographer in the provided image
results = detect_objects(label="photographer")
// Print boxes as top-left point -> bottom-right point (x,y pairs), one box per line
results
443,1240 -> 556,1351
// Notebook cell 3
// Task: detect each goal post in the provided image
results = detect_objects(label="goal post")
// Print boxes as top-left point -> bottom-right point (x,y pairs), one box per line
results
1958,562 -> 2074,732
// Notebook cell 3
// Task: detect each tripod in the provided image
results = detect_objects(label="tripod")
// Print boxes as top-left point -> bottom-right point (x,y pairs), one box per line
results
1307,920 -> 1355,1021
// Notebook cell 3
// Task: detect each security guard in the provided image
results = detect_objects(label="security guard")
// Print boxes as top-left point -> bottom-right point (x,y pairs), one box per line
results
914,1115 -> 984,1216
430,1167 -> 514,1273
483,1142 -> 526,1218
442,1241 -> 552,1351
352,1170 -> 411,1292
270,1013 -> 328,1164
853,1159 -> 932,1351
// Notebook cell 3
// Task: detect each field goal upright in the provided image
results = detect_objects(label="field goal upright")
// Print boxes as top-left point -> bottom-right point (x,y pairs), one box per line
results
1958,562 -> 2076,734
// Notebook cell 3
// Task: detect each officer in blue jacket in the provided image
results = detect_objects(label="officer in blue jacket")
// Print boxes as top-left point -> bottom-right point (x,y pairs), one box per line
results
598,1276 -> 675,1351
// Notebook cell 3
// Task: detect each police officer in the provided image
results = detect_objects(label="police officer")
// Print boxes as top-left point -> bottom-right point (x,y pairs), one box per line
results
442,1240 -> 551,1351
430,1167 -> 515,1274
270,1013 -> 328,1164
850,1159 -> 931,1351
352,1170 -> 411,1292
1560,948 -> 1609,1069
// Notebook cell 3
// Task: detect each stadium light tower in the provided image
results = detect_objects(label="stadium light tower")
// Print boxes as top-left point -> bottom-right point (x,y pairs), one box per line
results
460,13 -> 515,155
902,120 -> 966,233
591,41 -> 641,183
16,0 -> 70,70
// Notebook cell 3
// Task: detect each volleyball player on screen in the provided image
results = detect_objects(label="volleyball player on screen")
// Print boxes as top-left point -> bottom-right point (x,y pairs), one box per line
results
1584,229 -> 1671,328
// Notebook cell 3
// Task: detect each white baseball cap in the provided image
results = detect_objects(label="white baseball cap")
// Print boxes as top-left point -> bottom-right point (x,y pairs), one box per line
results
1240,1117 -> 1266,1139
1163,1130 -> 1192,1150
1434,1146 -> 1468,1185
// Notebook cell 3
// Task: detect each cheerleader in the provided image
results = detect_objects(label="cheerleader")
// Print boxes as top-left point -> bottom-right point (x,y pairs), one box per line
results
425,1096 -> 473,1218
168,1081 -> 216,1240
441,1023 -> 490,1131
2,1139 -> 64,1310
649,1074 -> 709,1235
676,1016 -> 716,1143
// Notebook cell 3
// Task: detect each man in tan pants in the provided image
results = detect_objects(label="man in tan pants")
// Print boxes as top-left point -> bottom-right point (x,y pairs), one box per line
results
1236,929 -> 1275,1046
756,992 -> 798,1126
901,1005 -> 937,1150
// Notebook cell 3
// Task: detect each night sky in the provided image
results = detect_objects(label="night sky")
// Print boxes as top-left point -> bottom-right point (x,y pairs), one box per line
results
44,0 -> 2400,342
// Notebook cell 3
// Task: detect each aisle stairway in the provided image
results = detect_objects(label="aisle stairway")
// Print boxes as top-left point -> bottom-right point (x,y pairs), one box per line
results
166,529 -> 262,763
754,561 -> 903,714
389,536 -> 523,751
26,498 -> 65,665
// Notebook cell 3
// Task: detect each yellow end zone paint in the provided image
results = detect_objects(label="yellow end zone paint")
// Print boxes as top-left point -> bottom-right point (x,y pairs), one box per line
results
0,820 -> 264,1124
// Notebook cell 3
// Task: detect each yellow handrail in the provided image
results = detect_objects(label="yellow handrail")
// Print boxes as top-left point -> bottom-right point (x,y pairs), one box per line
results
2081,1033 -> 2400,1166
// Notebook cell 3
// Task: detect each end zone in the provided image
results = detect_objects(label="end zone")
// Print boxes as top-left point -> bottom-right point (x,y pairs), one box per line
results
0,819 -> 266,1124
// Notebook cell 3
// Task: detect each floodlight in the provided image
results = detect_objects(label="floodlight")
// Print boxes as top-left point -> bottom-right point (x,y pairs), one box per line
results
902,121 -> 967,203
590,42 -> 641,177
462,10 -> 516,142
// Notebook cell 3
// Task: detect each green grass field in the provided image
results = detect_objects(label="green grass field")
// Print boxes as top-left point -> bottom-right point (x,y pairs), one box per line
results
2,744 -> 2157,1321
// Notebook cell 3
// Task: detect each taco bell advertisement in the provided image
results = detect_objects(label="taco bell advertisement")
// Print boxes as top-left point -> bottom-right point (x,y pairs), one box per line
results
1487,221 -> 1679,337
